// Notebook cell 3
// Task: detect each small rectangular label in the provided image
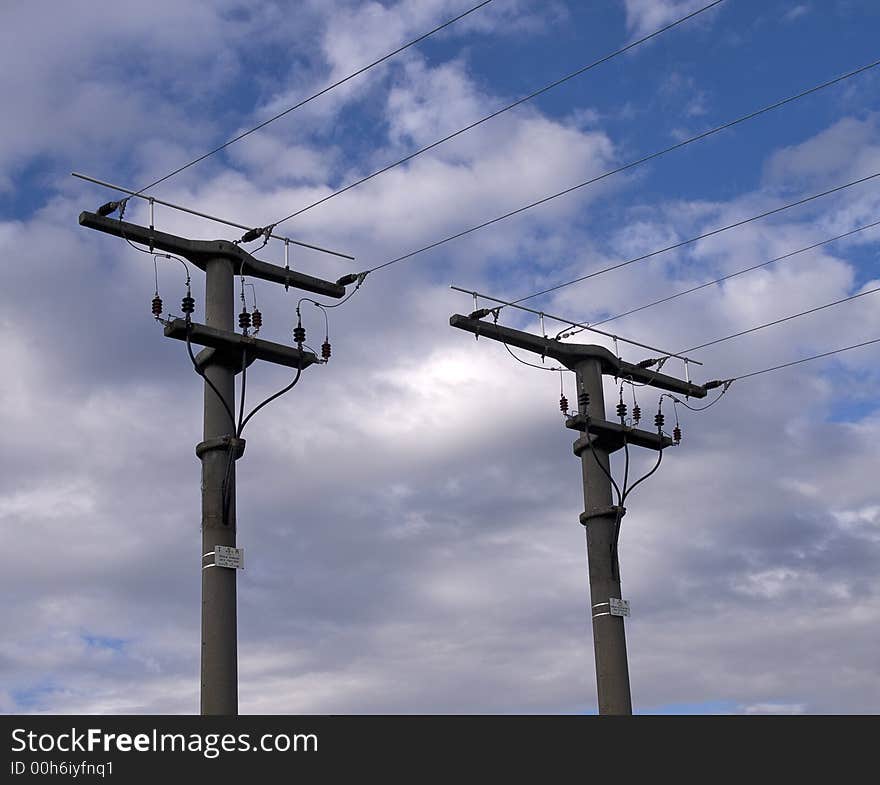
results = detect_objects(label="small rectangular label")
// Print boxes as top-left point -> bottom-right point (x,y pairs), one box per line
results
609,598 -> 630,617
215,545 -> 244,570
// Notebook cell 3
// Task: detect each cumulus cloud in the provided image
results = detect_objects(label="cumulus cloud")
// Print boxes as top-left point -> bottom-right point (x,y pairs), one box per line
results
2,0 -> 879,716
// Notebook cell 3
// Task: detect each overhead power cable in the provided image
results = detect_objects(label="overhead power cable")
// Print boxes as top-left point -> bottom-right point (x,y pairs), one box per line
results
126,0 -> 495,199
367,58 -> 880,276
455,171 -> 880,340
680,284 -> 880,354
510,170 -> 880,304
269,0 -> 724,227
723,337 -> 880,382
573,218 -> 880,330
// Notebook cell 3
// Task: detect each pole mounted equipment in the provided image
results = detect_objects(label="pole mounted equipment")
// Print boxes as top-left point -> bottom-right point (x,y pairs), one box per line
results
450,310 -> 709,715
79,206 -> 353,716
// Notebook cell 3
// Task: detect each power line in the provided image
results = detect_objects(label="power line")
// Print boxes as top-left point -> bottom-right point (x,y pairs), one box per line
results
455,171 -> 880,342
564,218 -> 880,332
510,170 -> 880,304
127,0 -> 495,199
630,331 -> 880,418
368,58 -> 880,275
680,283 -> 880,353
729,337 -> 880,381
269,0 -> 725,227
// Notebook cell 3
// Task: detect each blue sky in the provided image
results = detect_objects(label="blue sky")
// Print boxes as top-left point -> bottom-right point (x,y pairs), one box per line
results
2,0 -> 879,715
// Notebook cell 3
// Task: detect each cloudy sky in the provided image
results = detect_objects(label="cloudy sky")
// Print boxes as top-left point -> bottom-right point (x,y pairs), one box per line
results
2,0 -> 879,715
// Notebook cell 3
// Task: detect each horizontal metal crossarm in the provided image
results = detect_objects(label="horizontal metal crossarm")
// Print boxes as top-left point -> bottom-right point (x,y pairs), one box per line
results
79,212 -> 347,299
567,415 -> 673,453
164,319 -> 320,370
449,314 -> 706,397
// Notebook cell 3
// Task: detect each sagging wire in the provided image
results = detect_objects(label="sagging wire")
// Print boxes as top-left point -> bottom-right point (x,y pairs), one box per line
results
152,257 -> 162,321
576,379 -> 668,578
495,328 -> 569,413
111,200 -> 236,433
671,398 -> 682,445
245,283 -> 262,332
665,380 -> 734,412
617,381 -> 631,504
608,399 -> 670,578
99,198 -> 291,526
219,256 -> 270,525
559,371 -> 569,416
184,316 -> 236,431
245,233 -> 368,310
297,297 -> 332,361
629,379 -> 641,426
150,252 -> 191,323
237,356 -> 303,437
235,299 -> 322,437
620,444 -> 665,503
101,198 -> 236,433
238,260 -> 253,334
323,271 -> 371,308
577,381 -> 624,505
473,301 -> 565,383
219,345 -> 251,528
504,343 -> 564,374
647,381 -> 731,469
114,197 -> 153,258
102,197 -> 190,325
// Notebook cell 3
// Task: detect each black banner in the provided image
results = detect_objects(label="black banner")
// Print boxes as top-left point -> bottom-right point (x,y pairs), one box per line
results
0,714 -> 861,780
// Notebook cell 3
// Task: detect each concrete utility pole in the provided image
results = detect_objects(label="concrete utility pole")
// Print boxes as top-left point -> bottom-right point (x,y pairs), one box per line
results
450,313 -> 706,715
80,210 -> 351,715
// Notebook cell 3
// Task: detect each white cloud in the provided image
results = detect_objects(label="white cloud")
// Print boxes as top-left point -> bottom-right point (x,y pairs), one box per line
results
622,0 -> 721,39
2,0 -> 879,716
782,4 -> 810,24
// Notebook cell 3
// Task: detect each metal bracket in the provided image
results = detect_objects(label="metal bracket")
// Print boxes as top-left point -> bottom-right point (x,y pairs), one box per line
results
579,505 -> 625,526
196,435 -> 246,461
193,346 -> 258,374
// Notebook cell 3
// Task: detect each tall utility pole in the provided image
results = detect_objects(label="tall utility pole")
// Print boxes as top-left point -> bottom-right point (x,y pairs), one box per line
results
80,210 -> 352,715
450,313 -> 706,715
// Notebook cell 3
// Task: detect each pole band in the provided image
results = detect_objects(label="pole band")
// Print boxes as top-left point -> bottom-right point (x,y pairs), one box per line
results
579,505 -> 625,526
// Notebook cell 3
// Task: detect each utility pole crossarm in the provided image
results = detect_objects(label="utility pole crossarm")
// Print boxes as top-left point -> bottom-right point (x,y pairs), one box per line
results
79,211 -> 347,299
449,307 -> 706,716
449,314 -> 706,397
566,415 -> 673,453
164,319 -> 320,370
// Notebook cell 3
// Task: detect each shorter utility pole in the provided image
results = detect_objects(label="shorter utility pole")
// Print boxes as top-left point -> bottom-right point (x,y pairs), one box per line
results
450,312 -> 706,715
80,207 -> 356,715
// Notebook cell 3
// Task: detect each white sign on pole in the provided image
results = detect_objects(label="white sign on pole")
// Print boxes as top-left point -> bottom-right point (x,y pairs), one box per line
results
214,545 -> 244,570
609,598 -> 630,617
